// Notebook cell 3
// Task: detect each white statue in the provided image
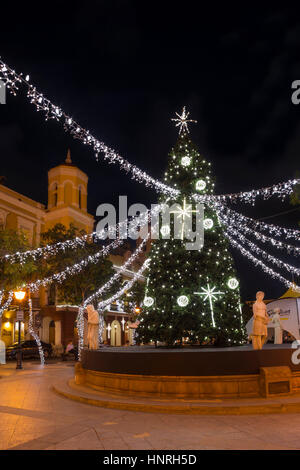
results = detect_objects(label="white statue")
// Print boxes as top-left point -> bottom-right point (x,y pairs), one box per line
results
272,308 -> 283,345
129,320 -> 140,346
86,304 -> 99,350
251,291 -> 269,350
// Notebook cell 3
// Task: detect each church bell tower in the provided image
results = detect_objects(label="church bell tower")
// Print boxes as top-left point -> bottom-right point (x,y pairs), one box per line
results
45,149 -> 94,232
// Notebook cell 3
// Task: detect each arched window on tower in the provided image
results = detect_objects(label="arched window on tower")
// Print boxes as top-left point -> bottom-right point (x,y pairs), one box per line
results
52,183 -> 58,207
78,186 -> 82,209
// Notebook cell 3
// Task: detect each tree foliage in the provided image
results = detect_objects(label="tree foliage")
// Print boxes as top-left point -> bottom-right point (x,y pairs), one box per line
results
137,135 -> 246,347
0,229 -> 37,292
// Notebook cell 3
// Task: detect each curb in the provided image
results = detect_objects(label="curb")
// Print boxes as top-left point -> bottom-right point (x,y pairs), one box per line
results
52,382 -> 300,416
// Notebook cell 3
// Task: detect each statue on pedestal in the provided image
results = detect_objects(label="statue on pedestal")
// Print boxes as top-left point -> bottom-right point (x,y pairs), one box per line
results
272,308 -> 283,345
251,291 -> 269,350
129,320 -> 140,346
86,304 -> 99,350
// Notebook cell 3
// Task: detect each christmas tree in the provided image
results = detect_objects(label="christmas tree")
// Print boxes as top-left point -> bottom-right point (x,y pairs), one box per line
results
137,108 -> 246,347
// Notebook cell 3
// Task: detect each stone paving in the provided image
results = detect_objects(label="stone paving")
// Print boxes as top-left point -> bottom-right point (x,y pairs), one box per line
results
1,362 -> 300,450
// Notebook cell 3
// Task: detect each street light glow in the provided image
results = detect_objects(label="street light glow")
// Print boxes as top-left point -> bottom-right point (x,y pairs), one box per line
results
14,290 -> 26,301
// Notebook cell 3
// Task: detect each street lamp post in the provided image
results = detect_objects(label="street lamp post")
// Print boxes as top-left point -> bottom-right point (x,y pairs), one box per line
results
14,290 -> 26,370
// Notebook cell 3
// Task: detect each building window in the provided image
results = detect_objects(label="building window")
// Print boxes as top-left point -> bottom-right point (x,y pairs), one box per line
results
48,284 -> 56,305
53,183 -> 58,207
78,186 -> 82,209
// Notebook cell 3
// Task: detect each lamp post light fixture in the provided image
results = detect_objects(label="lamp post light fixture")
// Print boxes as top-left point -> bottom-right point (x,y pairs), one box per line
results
14,290 -> 26,370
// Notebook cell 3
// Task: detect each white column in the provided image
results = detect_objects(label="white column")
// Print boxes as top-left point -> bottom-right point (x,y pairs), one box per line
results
54,320 -> 62,345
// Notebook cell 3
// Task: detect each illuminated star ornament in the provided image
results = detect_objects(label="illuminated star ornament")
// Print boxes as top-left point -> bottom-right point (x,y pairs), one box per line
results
194,283 -> 224,328
171,106 -> 197,135
171,197 -> 197,239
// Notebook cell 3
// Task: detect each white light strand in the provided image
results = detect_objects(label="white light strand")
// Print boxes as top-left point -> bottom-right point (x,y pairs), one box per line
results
77,257 -> 148,358
223,224 -> 300,277
216,206 -> 300,256
77,306 -> 84,360
98,312 -> 105,347
214,202 -> 300,241
202,180 -> 299,205
224,230 -> 300,292
4,234 -> 96,264
97,260 -> 149,311
0,59 -> 298,206
28,295 -> 44,365
3,203 -> 162,264
84,235 -> 150,307
27,238 -> 122,292
0,291 -> 13,319
223,218 -> 300,256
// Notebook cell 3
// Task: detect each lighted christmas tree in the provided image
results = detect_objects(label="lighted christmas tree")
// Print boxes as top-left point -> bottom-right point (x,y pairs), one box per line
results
137,108 -> 246,347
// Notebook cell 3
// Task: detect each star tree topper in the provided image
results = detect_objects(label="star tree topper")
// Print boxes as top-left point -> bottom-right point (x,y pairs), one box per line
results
171,106 -> 197,135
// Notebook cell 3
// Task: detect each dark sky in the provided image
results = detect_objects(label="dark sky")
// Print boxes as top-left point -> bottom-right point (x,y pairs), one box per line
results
0,2 -> 300,300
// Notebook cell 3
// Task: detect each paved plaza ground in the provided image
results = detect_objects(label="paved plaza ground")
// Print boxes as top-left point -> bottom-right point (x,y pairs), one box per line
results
1,361 -> 300,450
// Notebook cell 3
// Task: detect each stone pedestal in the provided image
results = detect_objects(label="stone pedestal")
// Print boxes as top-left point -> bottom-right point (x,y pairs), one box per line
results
259,366 -> 292,398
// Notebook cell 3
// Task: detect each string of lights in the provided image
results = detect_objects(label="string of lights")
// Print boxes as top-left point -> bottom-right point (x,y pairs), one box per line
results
77,253 -> 149,358
0,59 -> 298,207
83,235 -> 149,307
27,238 -> 123,292
213,202 -> 300,241
4,234 -> 94,264
77,239 -> 150,360
201,180 -> 299,205
28,294 -> 45,365
96,259 -> 149,311
223,223 -> 300,277
223,230 -> 300,292
217,210 -> 300,256
0,291 -> 13,319
77,307 -> 84,359
2,203 -> 162,264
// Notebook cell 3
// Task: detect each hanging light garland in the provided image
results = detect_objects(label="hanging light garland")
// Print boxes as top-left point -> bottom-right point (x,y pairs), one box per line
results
77,307 -> 84,360
96,260 -> 149,311
2,203 -> 162,264
219,213 -> 300,256
83,235 -> 149,307
0,59 -> 298,207
28,293 -> 45,365
223,224 -> 300,277
0,291 -> 13,320
27,238 -> 122,292
77,257 -> 149,357
223,230 -> 300,292
214,202 -> 300,241
0,58 -> 299,306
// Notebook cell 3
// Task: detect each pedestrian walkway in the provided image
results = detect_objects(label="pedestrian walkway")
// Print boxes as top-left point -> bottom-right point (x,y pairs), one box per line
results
1,362 -> 300,450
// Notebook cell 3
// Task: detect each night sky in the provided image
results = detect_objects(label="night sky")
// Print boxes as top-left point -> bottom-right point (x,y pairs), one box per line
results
0,2 -> 299,300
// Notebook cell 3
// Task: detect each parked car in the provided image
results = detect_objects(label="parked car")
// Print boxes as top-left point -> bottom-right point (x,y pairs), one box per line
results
6,340 -> 52,360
